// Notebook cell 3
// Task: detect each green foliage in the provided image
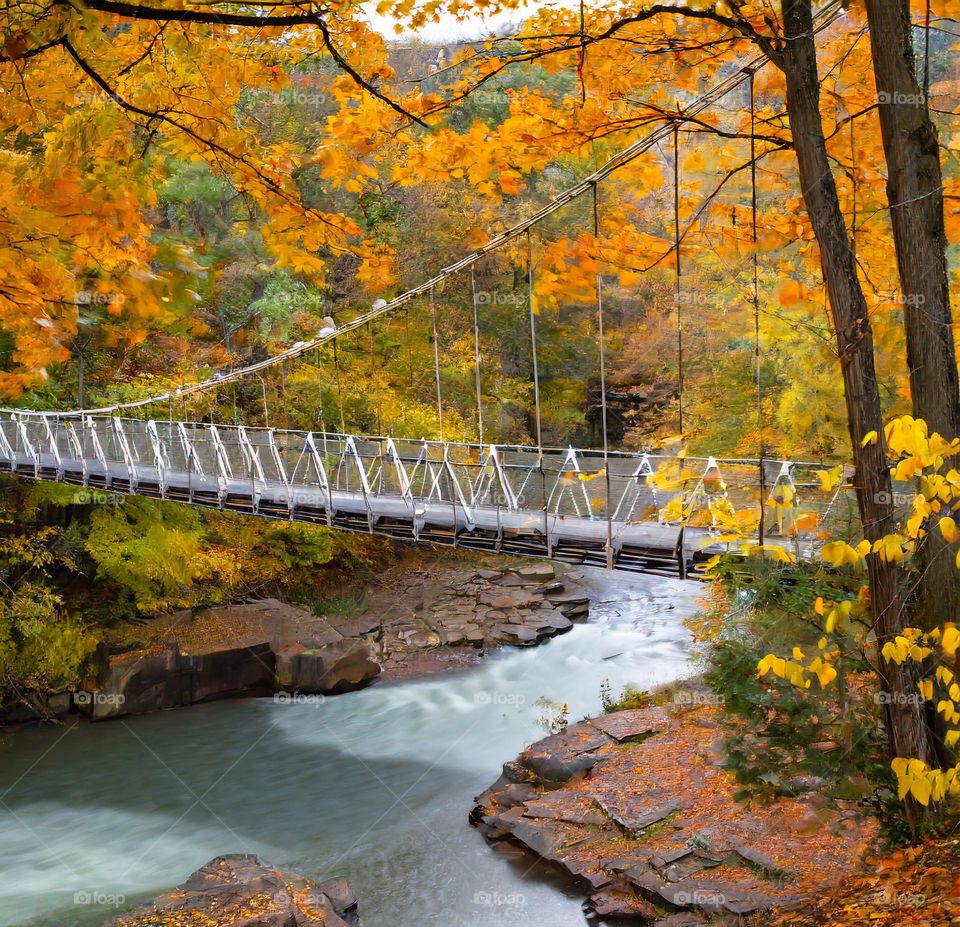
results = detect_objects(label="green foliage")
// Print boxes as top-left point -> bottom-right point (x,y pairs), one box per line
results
600,679 -> 651,713
252,522 -> 336,572
83,497 -> 218,614
0,584 -> 100,700
705,551 -> 862,619
706,632 -> 882,801
701,556 -> 885,803
249,270 -> 327,340
313,593 -> 367,618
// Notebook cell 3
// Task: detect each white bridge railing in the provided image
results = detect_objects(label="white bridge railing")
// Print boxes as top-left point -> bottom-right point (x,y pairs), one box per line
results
0,411 -> 842,576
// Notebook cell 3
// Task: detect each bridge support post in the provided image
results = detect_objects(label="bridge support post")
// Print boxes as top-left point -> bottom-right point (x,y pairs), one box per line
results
0,418 -> 16,472
112,417 -> 137,493
345,436 -> 375,533
303,432 -> 335,525
209,425 -> 233,509
84,416 -> 107,487
146,420 -> 168,497
675,525 -> 687,580
43,416 -> 63,480
14,415 -> 39,479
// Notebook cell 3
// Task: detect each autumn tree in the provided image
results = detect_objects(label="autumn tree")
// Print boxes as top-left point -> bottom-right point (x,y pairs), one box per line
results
861,0 -> 960,631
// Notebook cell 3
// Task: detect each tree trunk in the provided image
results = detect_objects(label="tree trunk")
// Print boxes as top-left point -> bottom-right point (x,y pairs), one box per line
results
862,0 -> 960,637
780,0 -> 935,829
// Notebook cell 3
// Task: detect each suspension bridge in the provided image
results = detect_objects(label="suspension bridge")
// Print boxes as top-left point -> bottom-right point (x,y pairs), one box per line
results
0,412 -> 836,577
0,2 -> 855,578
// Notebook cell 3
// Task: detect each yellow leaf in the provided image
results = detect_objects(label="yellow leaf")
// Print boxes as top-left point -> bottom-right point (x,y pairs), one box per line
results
911,776 -> 932,806
942,626 -> 960,658
941,516 -> 959,543
816,466 -> 842,492
821,540 -> 863,568
873,533 -> 906,563
861,430 -> 878,447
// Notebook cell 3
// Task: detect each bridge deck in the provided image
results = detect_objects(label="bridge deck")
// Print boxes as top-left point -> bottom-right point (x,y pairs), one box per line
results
0,413 -> 822,578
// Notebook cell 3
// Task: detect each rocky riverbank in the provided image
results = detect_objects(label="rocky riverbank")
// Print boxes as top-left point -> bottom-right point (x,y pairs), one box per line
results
100,855 -> 360,927
356,559 -> 589,678
2,557 -> 590,724
471,681 -> 876,926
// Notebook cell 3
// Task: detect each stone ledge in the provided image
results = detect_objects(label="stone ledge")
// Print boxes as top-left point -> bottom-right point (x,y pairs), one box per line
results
100,854 -> 360,927
471,697 -> 876,925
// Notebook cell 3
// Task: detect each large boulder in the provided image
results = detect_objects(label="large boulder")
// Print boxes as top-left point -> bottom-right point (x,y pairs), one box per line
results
276,639 -> 381,694
77,599 -> 376,720
100,854 -> 360,926
83,642 -> 276,720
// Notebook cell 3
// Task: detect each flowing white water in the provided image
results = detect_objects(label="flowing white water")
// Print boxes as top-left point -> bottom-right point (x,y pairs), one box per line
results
0,569 -> 699,927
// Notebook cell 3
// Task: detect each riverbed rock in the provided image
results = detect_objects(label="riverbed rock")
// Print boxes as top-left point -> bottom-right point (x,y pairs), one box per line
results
329,614 -> 382,638
86,641 -> 277,720
473,701 -> 876,924
515,563 -> 556,580
81,599 -> 381,720
276,639 -> 381,694
100,854 -> 361,927
586,888 -> 659,921
400,628 -> 442,647
345,559 -> 591,675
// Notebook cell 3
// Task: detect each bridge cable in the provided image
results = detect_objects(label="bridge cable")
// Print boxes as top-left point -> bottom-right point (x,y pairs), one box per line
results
403,306 -> 414,388
526,229 -> 543,452
592,182 -> 614,568
750,71 -> 765,547
430,285 -> 444,442
673,125 -> 684,437
259,374 -> 270,428
528,228 -> 550,550
469,267 -> 485,446
368,321 -> 383,435
313,348 -> 327,434
332,340 -> 346,434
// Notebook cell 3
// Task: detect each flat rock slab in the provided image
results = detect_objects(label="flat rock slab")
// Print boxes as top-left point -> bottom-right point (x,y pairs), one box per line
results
588,889 -> 659,920
351,561 -> 591,671
330,614 -> 381,638
101,854 -> 360,927
487,809 -> 577,862
589,708 -> 669,742
528,721 -> 611,756
515,563 -> 556,580
597,797 -> 682,835
523,793 -> 608,826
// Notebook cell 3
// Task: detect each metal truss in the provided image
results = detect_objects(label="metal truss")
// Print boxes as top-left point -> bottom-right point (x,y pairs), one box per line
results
0,411 -> 836,577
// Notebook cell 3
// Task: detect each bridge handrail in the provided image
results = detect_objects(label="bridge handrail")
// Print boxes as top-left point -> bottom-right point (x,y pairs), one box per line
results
0,410 -> 832,471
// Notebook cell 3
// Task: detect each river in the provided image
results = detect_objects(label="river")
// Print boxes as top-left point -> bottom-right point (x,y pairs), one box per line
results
0,569 -> 698,927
